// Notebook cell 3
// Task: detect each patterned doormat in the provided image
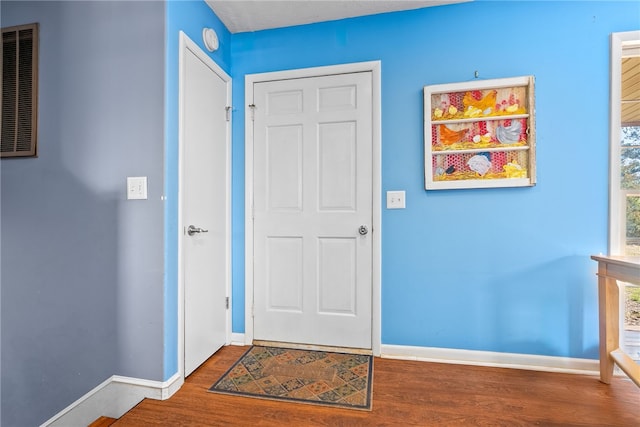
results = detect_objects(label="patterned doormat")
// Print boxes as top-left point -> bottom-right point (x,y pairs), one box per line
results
208,346 -> 373,410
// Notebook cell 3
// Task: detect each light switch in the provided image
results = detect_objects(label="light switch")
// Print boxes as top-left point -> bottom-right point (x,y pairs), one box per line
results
386,190 -> 405,209
127,176 -> 148,200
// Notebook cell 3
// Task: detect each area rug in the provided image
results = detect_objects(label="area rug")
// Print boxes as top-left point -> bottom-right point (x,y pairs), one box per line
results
208,346 -> 373,410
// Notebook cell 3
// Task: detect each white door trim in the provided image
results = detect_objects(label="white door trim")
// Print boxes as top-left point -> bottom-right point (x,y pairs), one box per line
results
244,61 -> 382,356
178,31 -> 232,379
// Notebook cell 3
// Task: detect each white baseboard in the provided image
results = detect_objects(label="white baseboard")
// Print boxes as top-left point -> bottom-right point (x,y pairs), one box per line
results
380,344 -> 600,375
231,332 -> 246,346
228,337 -> 597,375
41,373 -> 183,427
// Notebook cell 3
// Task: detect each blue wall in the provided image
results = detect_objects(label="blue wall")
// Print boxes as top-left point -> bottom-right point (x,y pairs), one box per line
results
1,1 -> 165,425
229,1 -> 640,358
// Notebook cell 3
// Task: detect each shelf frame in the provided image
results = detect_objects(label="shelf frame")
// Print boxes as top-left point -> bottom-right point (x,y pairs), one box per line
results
432,145 -> 530,155
424,75 -> 536,190
431,113 -> 529,126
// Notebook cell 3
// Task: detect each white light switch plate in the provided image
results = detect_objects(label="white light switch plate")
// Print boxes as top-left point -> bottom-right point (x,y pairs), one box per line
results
386,190 -> 405,209
127,176 -> 148,200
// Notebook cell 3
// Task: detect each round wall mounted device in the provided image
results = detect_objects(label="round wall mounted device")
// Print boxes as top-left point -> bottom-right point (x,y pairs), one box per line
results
202,28 -> 219,52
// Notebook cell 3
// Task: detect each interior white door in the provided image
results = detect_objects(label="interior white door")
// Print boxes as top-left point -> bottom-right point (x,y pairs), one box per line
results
253,72 -> 373,349
182,38 -> 229,376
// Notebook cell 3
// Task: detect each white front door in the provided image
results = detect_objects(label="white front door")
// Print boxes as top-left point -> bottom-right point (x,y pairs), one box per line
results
180,33 -> 230,376
252,71 -> 373,349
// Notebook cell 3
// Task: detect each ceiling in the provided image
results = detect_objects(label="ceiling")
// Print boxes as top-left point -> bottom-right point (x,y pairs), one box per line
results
622,56 -> 640,126
206,0 -> 469,33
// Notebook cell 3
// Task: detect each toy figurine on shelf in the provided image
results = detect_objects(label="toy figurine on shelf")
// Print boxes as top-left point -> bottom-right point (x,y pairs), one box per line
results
503,159 -> 527,178
472,133 -> 492,143
495,93 -> 526,115
468,154 -> 492,176
439,125 -> 468,145
496,121 -> 522,144
463,89 -> 497,117
432,94 -> 460,120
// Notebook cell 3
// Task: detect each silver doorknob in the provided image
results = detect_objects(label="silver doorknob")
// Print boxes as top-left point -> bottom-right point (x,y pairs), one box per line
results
358,225 -> 368,236
187,225 -> 209,236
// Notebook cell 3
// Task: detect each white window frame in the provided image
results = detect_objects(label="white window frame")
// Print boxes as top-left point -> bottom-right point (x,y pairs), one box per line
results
609,31 -> 640,254
609,31 -> 640,360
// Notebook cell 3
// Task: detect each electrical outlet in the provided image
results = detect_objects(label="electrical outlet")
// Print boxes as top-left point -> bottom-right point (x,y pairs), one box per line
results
386,190 -> 405,209
127,176 -> 148,200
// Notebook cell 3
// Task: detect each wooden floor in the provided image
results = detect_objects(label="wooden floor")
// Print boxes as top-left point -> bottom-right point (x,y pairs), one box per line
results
115,345 -> 640,426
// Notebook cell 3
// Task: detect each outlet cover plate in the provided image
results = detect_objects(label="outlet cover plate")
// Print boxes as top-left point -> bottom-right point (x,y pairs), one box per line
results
386,190 -> 405,209
127,176 -> 148,200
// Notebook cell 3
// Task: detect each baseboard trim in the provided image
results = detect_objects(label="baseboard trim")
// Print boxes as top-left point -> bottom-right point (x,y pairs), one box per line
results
231,332 -> 246,345
226,337 -> 598,375
380,344 -> 600,375
41,372 -> 183,427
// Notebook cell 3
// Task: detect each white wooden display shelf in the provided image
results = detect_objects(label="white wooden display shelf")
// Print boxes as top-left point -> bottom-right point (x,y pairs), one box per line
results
424,76 -> 536,190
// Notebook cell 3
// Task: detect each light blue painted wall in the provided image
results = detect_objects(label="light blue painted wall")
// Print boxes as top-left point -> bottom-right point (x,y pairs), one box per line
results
164,0 -> 231,380
1,1 -> 165,425
229,1 -> 640,358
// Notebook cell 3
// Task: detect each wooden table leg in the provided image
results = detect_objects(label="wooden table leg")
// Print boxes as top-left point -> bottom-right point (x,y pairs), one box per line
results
598,274 -> 620,384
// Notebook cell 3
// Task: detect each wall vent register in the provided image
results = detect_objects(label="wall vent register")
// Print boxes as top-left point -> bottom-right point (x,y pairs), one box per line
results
1,23 -> 39,158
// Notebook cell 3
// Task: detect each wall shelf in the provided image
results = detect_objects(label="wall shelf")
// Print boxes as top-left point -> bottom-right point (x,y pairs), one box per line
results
424,76 -> 536,190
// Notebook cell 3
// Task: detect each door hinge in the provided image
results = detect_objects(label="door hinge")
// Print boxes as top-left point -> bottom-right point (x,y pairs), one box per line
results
248,103 -> 256,121
225,297 -> 229,309
225,106 -> 232,122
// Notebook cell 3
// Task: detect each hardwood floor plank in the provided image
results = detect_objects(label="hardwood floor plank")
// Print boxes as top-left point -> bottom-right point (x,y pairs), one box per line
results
89,416 -> 118,427
115,345 -> 640,426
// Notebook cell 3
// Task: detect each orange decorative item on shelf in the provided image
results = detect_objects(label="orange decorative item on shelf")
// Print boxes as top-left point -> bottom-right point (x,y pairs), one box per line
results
463,89 -> 497,116
439,124 -> 468,145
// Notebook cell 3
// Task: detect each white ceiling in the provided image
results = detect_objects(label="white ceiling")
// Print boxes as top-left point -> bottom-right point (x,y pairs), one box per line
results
206,0 -> 470,33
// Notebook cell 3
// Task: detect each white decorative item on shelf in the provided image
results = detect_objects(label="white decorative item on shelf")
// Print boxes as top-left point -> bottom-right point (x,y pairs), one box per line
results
424,76 -> 536,190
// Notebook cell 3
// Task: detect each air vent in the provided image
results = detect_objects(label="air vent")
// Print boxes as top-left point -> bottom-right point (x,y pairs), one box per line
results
1,23 -> 39,158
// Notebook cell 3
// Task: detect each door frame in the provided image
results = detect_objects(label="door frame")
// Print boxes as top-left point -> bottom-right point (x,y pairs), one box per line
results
244,61 -> 382,356
178,31 -> 232,378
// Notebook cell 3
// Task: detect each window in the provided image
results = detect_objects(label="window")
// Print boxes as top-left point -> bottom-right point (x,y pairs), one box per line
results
1,23 -> 39,158
621,124 -> 640,256
610,31 -> 640,364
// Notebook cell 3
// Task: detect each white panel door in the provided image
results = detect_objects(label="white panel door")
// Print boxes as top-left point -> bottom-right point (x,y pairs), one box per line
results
182,40 -> 229,376
253,72 -> 373,349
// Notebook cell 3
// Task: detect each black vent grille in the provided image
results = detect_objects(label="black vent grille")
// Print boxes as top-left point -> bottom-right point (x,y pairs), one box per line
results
1,23 -> 38,158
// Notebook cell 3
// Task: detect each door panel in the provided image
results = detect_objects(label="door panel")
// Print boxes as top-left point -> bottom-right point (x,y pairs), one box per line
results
253,72 -> 372,349
319,121 -> 357,210
318,237 -> 356,314
267,90 -> 304,115
266,236 -> 303,311
182,40 -> 229,376
267,125 -> 303,211
318,84 -> 357,111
